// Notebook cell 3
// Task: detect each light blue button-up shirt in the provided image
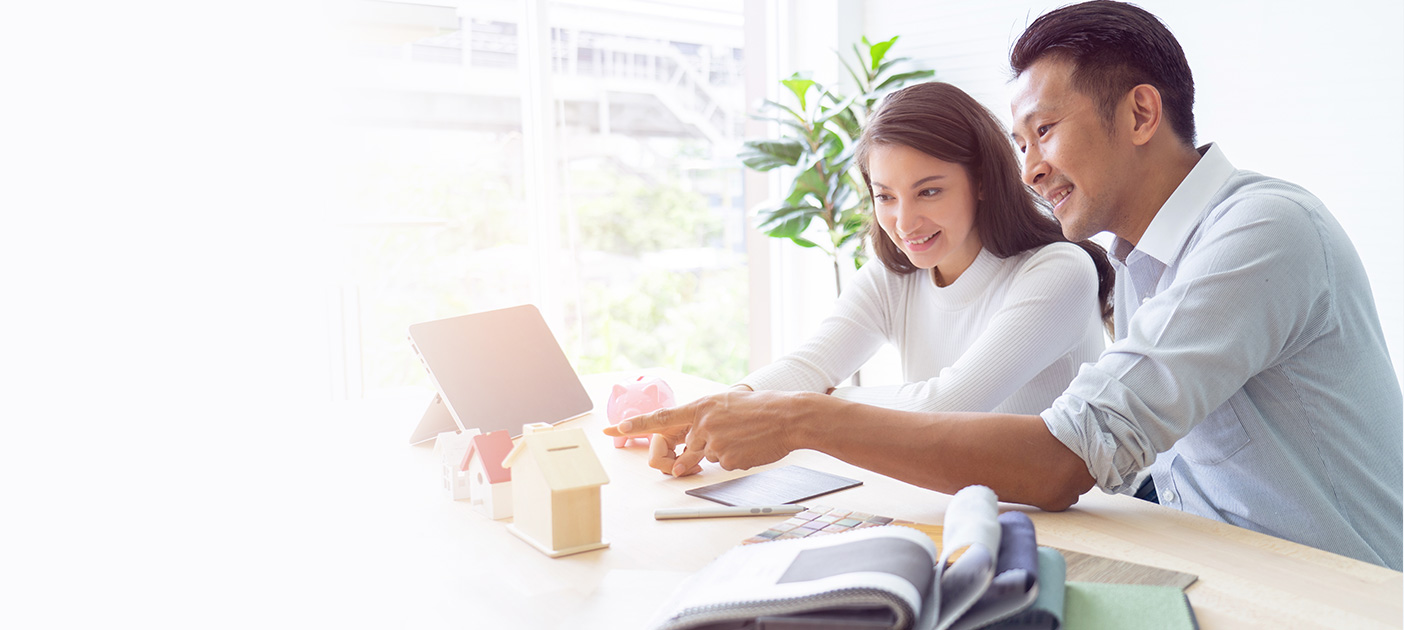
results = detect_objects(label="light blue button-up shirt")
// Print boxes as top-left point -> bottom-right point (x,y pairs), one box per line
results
1043,143 -> 1403,569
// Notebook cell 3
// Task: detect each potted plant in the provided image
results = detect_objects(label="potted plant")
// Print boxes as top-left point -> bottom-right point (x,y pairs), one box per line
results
739,36 -> 934,296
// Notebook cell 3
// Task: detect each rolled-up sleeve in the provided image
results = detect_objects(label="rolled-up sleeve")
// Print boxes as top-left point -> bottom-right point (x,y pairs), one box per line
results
1042,363 -> 1161,492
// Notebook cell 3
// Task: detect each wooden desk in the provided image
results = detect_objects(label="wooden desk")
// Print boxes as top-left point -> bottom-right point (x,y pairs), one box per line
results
313,370 -> 1401,629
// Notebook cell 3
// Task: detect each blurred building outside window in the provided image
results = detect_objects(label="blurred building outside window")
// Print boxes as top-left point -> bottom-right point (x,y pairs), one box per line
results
331,0 -> 751,399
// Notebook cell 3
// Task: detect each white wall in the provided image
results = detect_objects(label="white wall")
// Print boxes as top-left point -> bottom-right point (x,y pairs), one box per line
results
788,0 -> 1404,384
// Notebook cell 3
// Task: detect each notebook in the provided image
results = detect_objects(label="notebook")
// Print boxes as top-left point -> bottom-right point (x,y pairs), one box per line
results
406,304 -> 593,444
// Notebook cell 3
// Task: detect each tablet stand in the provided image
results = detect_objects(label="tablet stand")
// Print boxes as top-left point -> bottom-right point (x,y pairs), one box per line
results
409,391 -> 461,445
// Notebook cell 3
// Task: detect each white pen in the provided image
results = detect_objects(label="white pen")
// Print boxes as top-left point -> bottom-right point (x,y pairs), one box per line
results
654,505 -> 806,520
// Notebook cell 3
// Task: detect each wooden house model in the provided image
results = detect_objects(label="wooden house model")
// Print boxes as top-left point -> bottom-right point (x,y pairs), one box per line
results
433,428 -> 480,501
461,430 -> 514,520
501,423 -> 610,557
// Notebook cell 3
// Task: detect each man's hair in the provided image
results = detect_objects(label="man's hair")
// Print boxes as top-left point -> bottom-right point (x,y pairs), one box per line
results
1010,0 -> 1196,147
855,81 -> 1114,325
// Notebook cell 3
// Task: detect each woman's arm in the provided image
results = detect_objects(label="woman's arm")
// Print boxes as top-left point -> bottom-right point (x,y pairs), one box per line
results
738,262 -> 892,393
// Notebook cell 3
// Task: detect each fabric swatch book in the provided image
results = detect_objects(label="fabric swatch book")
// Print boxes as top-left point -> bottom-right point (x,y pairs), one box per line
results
651,486 -> 1060,630
648,485 -> 1197,630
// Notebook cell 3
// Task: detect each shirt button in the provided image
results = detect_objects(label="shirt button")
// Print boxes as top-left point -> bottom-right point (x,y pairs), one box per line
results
1141,295 -> 1150,304
1162,489 -> 1176,503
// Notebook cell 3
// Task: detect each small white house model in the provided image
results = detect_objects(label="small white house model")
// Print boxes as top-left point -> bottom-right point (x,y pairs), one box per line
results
461,430 -> 514,520
434,429 -> 480,500
502,422 -> 610,558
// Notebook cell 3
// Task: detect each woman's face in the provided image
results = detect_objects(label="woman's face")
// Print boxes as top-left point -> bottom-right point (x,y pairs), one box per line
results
868,143 -> 982,285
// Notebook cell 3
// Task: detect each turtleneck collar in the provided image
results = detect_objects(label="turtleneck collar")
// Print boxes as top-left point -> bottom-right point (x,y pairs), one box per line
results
928,246 -> 1000,309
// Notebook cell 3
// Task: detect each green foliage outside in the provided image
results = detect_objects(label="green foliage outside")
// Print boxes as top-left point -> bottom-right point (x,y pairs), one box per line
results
573,170 -> 724,254
569,266 -> 748,382
566,159 -> 748,384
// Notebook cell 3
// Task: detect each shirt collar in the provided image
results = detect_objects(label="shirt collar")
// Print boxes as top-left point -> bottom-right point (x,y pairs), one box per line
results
1112,143 -> 1237,265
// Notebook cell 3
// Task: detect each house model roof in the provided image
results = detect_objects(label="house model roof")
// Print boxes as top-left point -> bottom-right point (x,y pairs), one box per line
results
501,427 -> 609,491
462,430 -> 514,484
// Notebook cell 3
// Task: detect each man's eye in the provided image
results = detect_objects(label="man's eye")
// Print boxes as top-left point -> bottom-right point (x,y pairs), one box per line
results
1037,124 -> 1051,136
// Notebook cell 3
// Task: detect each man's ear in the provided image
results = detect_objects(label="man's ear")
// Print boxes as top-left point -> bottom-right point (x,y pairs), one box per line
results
1126,84 -> 1162,147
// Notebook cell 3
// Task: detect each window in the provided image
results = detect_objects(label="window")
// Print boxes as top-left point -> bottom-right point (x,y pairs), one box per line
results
333,0 -> 750,397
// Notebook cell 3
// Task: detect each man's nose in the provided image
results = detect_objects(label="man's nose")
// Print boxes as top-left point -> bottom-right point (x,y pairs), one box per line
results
1022,145 -> 1047,187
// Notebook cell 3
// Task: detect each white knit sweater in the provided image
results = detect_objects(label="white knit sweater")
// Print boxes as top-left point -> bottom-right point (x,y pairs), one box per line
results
740,242 -> 1106,415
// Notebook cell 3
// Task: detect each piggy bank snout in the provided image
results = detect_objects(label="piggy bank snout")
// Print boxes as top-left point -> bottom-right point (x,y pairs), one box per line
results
617,405 -> 647,421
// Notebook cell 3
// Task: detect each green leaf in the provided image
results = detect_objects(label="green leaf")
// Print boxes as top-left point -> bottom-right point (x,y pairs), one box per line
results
757,200 -> 820,220
738,138 -> 804,171
839,204 -> 869,228
852,42 -> 872,82
755,199 -> 823,232
829,182 -> 856,211
781,75 -> 816,111
828,146 -> 856,173
818,131 -> 845,161
792,167 -> 830,206
748,114 -> 812,138
815,93 -> 859,125
874,69 -> 936,93
875,56 -> 910,76
869,36 -> 899,71
837,54 -> 865,93
829,107 -> 862,142
759,98 -> 805,124
760,213 -> 813,240
837,228 -> 867,250
841,172 -> 870,198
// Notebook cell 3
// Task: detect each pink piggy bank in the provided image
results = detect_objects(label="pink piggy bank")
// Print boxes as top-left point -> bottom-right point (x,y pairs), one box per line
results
606,376 -> 676,448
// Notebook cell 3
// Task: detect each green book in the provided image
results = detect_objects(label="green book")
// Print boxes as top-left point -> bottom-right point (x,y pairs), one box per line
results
1064,582 -> 1198,630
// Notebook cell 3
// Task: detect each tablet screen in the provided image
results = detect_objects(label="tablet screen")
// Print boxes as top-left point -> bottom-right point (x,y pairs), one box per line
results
408,304 -> 593,438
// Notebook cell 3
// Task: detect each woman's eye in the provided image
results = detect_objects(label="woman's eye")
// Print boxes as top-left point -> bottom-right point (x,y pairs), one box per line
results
874,192 -> 892,202
920,188 -> 942,197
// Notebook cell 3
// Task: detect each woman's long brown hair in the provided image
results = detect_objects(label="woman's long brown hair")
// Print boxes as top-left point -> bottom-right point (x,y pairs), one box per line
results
855,81 -> 1114,328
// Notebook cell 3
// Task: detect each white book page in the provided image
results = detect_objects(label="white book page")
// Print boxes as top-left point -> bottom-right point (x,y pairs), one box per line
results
650,526 -> 937,628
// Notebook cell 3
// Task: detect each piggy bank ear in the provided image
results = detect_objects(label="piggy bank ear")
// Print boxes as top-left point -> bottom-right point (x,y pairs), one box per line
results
611,384 -> 627,398
643,384 -> 658,399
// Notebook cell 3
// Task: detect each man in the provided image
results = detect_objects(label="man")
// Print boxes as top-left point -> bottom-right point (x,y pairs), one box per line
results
608,1 -> 1402,569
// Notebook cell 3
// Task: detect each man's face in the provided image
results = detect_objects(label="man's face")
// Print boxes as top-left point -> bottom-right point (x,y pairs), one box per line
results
1011,56 -> 1131,242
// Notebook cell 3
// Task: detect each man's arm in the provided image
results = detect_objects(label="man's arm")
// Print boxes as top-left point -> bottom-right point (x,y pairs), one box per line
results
606,389 -> 1095,511
799,394 -> 1095,510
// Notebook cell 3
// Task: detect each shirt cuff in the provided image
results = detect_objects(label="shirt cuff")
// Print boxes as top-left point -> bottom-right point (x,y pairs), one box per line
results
1041,374 -> 1160,495
739,360 -> 832,394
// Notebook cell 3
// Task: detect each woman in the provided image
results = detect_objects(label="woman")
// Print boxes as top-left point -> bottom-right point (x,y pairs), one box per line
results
740,81 -> 1113,409
615,81 -> 1113,477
